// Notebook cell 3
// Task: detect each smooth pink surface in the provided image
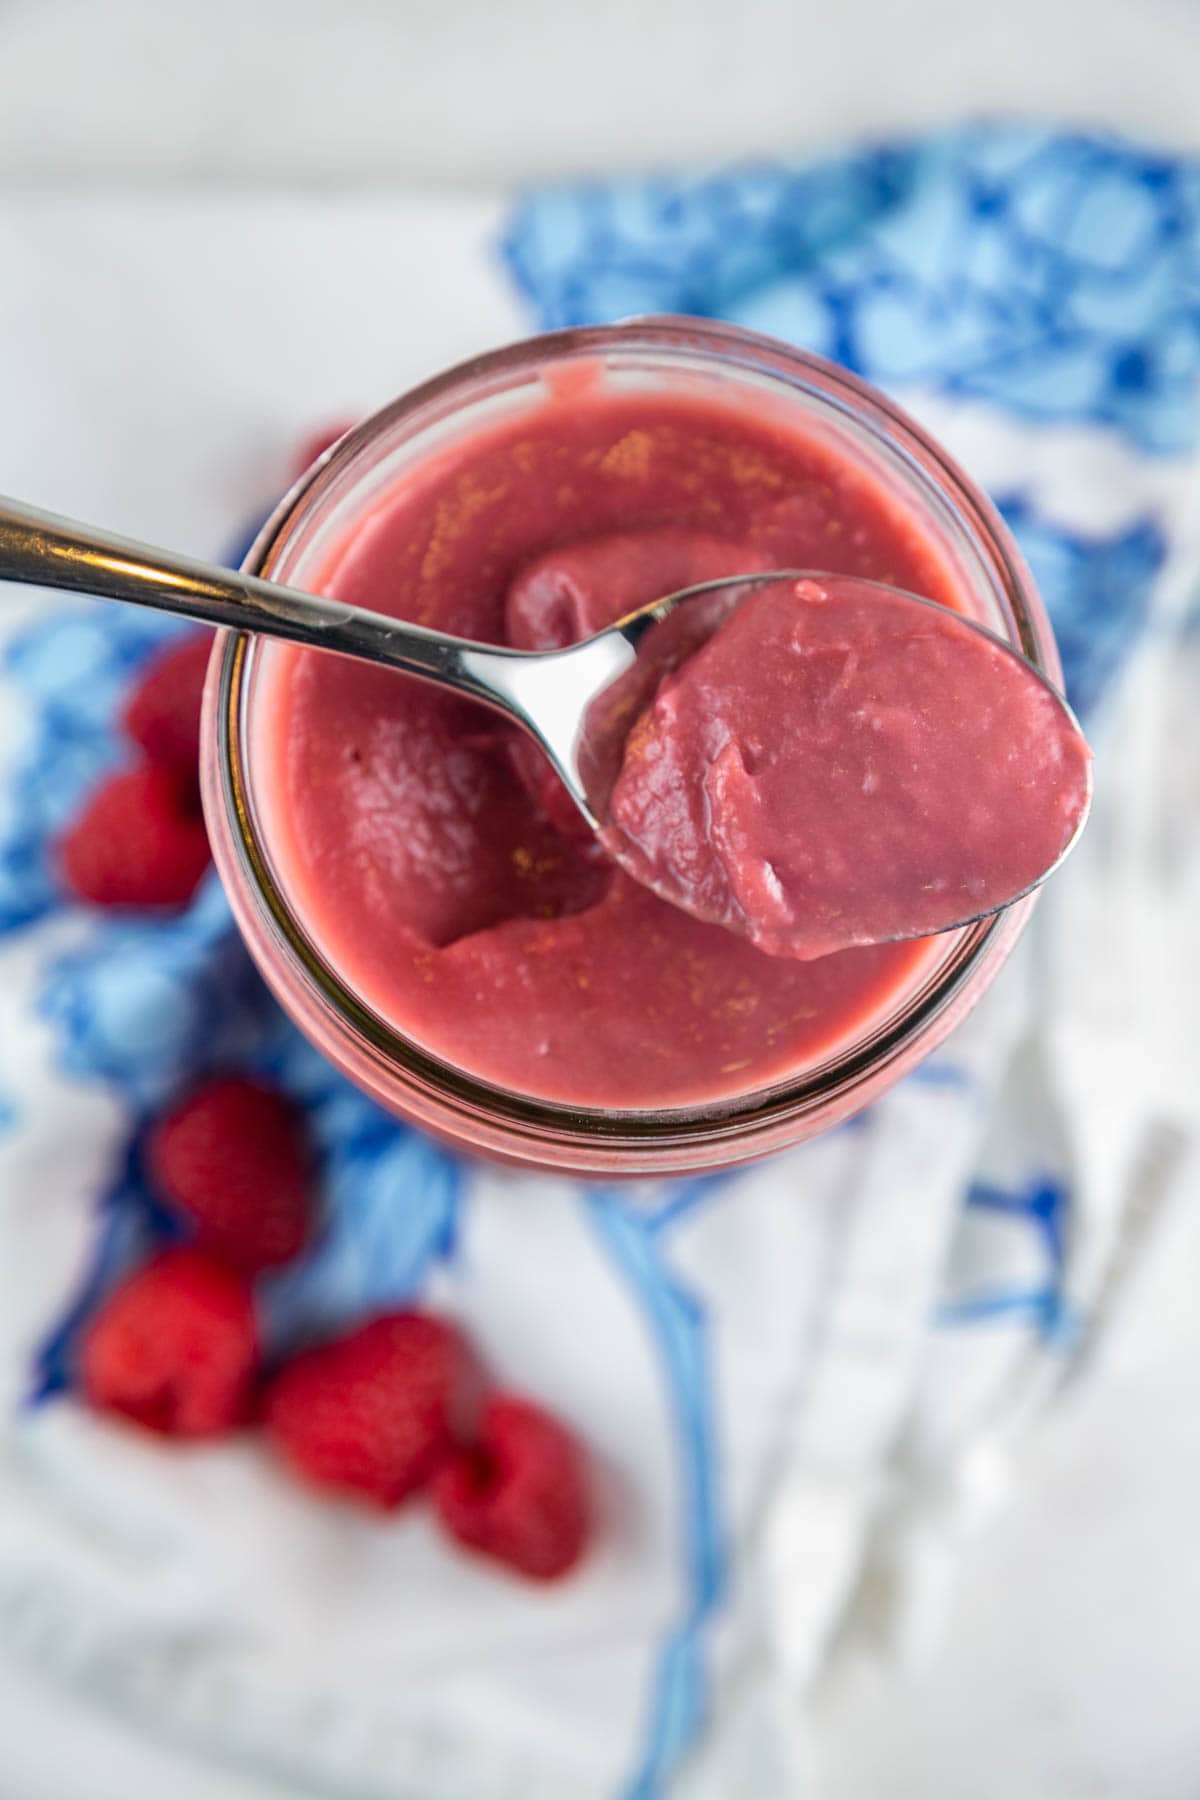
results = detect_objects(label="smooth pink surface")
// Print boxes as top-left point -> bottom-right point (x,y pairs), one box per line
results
608,578 -> 1090,959
257,384 -> 981,1109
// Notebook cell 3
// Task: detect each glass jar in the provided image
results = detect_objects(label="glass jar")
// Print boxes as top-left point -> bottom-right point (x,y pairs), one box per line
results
201,319 -> 1058,1178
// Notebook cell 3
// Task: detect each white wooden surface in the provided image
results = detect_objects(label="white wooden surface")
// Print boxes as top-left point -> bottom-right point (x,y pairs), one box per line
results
2,0 -> 1200,183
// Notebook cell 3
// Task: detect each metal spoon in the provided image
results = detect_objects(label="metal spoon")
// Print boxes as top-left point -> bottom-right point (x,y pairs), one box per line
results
0,496 -> 1089,943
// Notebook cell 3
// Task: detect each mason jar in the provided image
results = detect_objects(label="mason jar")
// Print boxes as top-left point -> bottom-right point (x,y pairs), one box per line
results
201,319 -> 1058,1177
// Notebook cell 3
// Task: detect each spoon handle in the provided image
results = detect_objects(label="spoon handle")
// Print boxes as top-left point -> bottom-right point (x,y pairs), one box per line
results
0,494 -> 519,712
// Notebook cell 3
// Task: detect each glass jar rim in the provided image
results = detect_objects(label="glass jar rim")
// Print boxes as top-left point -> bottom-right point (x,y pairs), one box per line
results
206,318 -> 1051,1172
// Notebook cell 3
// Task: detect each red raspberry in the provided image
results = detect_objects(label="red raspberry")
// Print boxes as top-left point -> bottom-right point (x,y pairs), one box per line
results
287,420 -> 355,485
122,634 -> 213,774
58,763 -> 211,908
264,1313 -> 470,1508
433,1395 -> 589,1581
147,1075 -> 315,1270
79,1247 -> 257,1437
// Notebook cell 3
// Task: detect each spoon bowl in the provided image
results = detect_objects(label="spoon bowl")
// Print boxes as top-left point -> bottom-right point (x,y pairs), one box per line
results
583,572 -> 1092,958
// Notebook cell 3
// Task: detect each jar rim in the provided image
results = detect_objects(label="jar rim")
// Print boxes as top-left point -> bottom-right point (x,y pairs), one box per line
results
205,319 -> 1050,1172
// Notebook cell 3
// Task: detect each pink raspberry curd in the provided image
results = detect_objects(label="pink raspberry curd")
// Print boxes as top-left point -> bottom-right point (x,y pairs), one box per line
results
606,578 -> 1090,960
254,376 -> 1064,1111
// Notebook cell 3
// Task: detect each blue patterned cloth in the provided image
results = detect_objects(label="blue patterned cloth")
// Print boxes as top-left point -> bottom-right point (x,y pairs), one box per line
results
504,128 -> 1200,455
0,126 -> 1195,1798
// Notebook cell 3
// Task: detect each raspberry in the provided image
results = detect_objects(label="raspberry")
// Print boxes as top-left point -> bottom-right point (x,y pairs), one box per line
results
122,634 -> 213,773
287,420 -> 355,485
433,1395 -> 589,1580
79,1247 -> 257,1437
147,1075 -> 315,1270
57,763 -> 211,908
264,1313 -> 470,1508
